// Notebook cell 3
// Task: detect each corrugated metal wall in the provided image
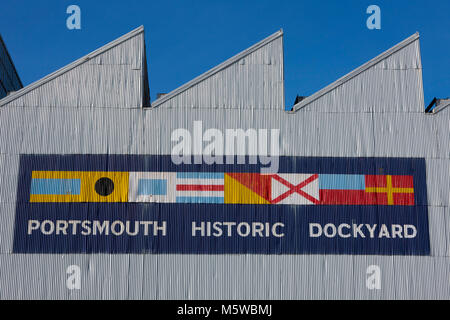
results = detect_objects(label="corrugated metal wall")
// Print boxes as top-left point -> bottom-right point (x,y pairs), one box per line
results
297,38 -> 424,113
152,31 -> 284,110
0,28 -> 449,299
0,28 -> 145,108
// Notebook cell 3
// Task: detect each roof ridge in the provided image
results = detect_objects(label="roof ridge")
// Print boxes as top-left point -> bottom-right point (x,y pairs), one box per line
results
151,29 -> 283,108
292,32 -> 420,112
0,26 -> 144,107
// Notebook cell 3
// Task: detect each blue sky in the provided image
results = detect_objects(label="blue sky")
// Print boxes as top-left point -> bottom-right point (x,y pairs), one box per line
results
1,0 -> 448,110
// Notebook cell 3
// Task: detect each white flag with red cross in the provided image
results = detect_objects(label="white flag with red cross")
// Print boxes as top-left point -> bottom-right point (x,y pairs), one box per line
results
270,174 -> 319,205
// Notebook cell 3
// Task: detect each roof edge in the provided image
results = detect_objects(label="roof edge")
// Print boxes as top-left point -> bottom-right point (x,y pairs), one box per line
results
0,25 -> 144,107
292,32 -> 420,112
151,29 -> 283,108
432,98 -> 450,114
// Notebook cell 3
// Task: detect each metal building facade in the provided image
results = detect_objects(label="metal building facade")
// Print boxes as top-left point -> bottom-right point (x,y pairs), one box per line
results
0,26 -> 449,299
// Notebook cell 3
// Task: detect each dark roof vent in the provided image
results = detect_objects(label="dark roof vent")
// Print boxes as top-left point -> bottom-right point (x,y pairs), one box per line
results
425,97 -> 437,113
425,97 -> 450,113
294,95 -> 307,105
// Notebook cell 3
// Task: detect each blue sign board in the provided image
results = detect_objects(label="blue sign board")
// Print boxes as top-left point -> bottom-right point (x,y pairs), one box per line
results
13,155 -> 430,255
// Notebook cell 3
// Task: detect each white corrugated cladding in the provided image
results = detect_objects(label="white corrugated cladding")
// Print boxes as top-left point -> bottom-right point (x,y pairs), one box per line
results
293,33 -> 424,113
0,27 -> 146,108
152,30 -> 284,110
433,99 -> 450,114
0,27 -> 449,299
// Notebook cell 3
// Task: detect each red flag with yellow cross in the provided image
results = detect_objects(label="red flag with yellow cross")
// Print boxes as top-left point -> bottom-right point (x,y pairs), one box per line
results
365,175 -> 414,205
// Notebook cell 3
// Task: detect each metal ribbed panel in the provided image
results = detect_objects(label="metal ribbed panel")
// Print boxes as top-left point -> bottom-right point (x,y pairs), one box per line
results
435,106 -> 450,157
372,38 -> 422,70
0,203 -> 15,252
4,65 -> 142,108
352,256 -> 396,299
140,108 -> 376,157
0,155 -> 19,253
434,99 -> 450,114
428,206 -> 447,256
391,256 -> 438,299
373,113 -> 439,158
2,255 -> 450,299
88,35 -> 143,69
426,159 -> 450,207
298,38 -> 424,114
300,69 -> 424,113
0,254 -> 133,299
433,257 -> 450,298
154,34 -> 284,110
446,206 -> 450,257
0,155 -> 19,204
0,29 -> 144,108
0,107 -> 146,154
323,256 -> 354,299
142,255 -> 325,299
